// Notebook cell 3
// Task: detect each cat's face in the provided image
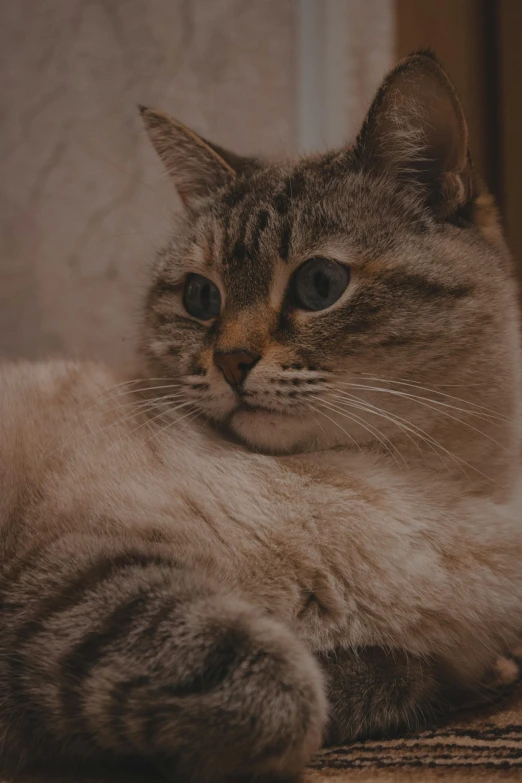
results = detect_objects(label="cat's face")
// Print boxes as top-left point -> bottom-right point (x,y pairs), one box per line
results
140,54 -> 520,458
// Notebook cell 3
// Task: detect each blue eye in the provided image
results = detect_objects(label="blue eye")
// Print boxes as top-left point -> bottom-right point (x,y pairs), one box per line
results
183,274 -> 221,320
293,257 -> 350,311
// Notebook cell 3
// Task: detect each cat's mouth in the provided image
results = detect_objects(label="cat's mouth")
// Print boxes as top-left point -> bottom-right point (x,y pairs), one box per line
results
226,399 -> 310,453
235,400 -> 278,414
234,396 -> 301,417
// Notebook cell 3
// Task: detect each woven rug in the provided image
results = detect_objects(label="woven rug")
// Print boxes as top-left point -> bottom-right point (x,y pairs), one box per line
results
2,677 -> 520,783
305,677 -> 522,782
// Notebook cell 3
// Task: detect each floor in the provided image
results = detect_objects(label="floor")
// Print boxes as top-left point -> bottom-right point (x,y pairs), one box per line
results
304,675 -> 522,781
2,676 -> 520,783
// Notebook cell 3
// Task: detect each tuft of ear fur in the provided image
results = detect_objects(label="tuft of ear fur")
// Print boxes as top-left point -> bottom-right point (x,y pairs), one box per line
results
139,107 -> 255,209
354,51 -> 477,219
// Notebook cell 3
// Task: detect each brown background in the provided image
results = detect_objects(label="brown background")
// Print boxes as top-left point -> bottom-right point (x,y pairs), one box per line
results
397,0 -> 522,283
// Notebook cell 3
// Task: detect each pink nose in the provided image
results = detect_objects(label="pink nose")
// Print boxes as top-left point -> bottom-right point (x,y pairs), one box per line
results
213,350 -> 260,387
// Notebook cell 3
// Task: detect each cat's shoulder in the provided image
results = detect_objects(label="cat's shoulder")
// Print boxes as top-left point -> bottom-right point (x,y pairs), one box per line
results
0,358 -> 125,438
1,357 -> 120,396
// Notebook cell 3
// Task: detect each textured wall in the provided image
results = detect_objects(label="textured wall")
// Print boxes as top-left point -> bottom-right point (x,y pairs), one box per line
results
0,0 -> 393,365
0,0 -> 297,363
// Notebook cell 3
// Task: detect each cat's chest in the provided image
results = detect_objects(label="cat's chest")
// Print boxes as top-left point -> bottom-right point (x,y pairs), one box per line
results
42,430 -> 447,651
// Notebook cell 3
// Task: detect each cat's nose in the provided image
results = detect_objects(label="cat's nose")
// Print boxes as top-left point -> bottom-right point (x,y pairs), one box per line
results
213,350 -> 260,387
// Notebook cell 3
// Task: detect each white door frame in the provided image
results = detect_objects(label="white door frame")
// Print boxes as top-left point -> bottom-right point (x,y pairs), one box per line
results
297,0 -> 395,153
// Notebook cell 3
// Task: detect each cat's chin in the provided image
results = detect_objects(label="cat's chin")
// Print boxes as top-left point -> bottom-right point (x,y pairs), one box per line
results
228,407 -> 310,454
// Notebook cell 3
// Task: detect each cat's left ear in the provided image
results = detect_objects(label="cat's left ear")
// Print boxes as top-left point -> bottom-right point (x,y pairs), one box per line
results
140,107 -> 254,210
354,51 -> 477,219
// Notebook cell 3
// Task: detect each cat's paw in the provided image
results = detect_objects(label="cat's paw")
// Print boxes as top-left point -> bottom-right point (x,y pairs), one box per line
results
129,591 -> 326,782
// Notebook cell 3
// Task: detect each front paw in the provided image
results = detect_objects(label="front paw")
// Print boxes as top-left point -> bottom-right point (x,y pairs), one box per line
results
122,592 -> 327,782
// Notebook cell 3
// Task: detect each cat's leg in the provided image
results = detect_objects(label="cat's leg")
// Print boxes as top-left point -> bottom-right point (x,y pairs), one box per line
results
318,647 -> 440,744
320,647 -> 519,744
0,534 -> 325,782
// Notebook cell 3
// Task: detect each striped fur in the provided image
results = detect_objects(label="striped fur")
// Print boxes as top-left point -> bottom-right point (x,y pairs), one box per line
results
1,53 -> 522,781
0,532 -> 323,780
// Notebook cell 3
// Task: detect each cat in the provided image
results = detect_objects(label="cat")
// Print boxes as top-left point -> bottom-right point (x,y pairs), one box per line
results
1,51 -> 521,783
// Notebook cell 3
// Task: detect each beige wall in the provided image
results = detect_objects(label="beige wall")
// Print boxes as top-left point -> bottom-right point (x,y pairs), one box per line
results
0,0 -> 393,365
0,0 -> 297,363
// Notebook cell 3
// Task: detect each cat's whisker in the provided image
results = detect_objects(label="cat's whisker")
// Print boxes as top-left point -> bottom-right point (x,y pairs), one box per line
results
374,386 -> 510,427
334,382 -> 504,429
309,396 -> 406,471
73,389 -> 187,437
343,377 -> 509,423
41,377 -> 160,453
41,400 -> 153,458
334,382 -> 509,448
308,411 -> 330,445
116,399 -> 195,446
96,377 -> 185,401
358,373 -> 510,411
357,372 -> 495,390
80,394 -> 189,440
326,390 -> 429,462
337,381 -> 504,426
306,403 -> 363,454
77,393 -> 186,431
50,377 -> 185,439
325,390 -> 496,483
115,381 -> 185,397
181,409 -> 203,431
325,390 -> 467,472
325,389 -> 462,471
314,397 -> 407,462
43,393 -> 187,459
141,405 -> 202,446
68,381 -> 187,422
331,389 -> 503,461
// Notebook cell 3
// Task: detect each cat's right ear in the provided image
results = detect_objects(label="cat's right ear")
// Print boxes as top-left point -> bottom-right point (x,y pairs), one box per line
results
139,107 -> 252,210
353,52 -> 476,220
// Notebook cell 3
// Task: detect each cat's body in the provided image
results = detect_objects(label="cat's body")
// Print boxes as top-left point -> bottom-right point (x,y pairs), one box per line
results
1,53 -> 522,781
4,358 -> 522,664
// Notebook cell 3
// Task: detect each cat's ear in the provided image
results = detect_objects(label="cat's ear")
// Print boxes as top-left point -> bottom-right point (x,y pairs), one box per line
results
139,107 -> 252,209
354,51 -> 476,218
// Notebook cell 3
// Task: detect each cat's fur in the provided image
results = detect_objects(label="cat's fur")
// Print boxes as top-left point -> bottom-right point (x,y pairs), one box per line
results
1,53 -> 521,782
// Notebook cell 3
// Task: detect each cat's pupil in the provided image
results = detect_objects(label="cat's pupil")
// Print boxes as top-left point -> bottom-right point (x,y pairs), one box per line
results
292,257 -> 350,311
200,283 -> 210,312
314,271 -> 330,299
183,274 -> 221,320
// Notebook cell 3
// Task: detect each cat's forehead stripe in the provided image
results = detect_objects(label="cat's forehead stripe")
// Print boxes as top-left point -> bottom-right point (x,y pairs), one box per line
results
249,209 -> 270,256
212,171 -> 307,304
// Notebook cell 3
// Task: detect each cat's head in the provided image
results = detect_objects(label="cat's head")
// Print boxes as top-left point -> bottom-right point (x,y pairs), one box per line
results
139,52 -> 521,471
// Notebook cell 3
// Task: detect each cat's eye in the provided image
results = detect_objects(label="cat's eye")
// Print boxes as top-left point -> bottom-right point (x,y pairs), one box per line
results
183,274 -> 221,320
292,257 -> 350,311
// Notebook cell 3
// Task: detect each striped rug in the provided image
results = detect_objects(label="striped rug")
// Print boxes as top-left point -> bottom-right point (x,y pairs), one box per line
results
2,668 -> 520,783
305,675 -> 522,782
